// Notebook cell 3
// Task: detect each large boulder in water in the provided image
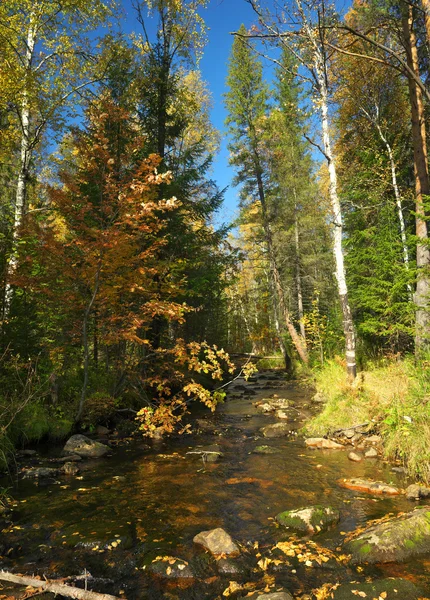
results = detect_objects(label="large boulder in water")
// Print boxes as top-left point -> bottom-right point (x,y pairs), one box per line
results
345,506 -> 430,563
63,434 -> 109,458
193,527 -> 240,557
275,505 -> 340,535
328,578 -> 423,599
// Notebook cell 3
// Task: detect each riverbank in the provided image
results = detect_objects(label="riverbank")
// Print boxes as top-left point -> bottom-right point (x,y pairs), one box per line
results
306,358 -> 430,483
0,369 -> 429,599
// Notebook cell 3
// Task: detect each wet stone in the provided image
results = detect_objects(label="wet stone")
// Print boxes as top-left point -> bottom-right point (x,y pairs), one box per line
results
339,478 -> 400,495
148,556 -> 194,579
365,447 -> 378,458
216,557 -> 247,577
193,527 -> 240,557
405,484 -> 430,500
22,467 -> 59,479
61,461 -> 80,476
345,506 -> 430,563
252,445 -> 280,455
329,578 -> 422,600
305,437 -> 343,449
275,505 -> 340,535
261,423 -> 291,438
63,434 -> 110,458
348,451 -> 363,462
250,592 -> 293,600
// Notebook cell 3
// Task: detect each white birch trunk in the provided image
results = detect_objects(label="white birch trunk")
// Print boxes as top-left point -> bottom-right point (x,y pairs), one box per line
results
4,18 -> 36,314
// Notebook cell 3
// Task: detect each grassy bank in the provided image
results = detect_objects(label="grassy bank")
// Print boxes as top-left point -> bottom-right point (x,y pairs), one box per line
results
305,357 -> 430,482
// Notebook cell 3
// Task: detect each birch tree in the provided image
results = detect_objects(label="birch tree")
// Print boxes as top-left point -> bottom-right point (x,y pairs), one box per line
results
0,0 -> 115,314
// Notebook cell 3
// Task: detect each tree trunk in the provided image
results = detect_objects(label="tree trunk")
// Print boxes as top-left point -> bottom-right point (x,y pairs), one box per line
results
4,20 -> 36,315
421,0 -> 430,50
373,120 -> 413,300
251,142 -> 309,365
402,5 -> 430,352
75,265 -> 101,423
0,570 -> 119,600
316,56 -> 357,380
266,269 -> 292,370
294,198 -> 306,340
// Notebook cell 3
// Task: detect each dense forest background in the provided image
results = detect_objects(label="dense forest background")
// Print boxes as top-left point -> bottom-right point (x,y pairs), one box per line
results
1,0 -> 430,476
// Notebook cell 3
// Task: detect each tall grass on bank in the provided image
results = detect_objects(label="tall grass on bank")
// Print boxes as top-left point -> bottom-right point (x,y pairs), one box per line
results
305,357 -> 430,482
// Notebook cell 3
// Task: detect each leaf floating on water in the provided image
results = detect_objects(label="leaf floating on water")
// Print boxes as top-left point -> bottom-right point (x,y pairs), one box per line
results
166,567 -> 172,575
351,591 -> 367,597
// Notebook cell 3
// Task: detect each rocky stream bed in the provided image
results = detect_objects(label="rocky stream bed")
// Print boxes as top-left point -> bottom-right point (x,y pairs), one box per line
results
1,371 -> 430,599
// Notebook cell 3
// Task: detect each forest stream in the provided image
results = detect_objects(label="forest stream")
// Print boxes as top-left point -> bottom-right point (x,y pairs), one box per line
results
1,371 -> 429,599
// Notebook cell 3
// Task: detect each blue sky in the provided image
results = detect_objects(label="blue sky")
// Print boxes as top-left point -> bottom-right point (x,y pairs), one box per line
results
121,0 -> 259,226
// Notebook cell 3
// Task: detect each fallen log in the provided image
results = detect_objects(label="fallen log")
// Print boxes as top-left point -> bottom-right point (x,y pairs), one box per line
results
0,571 -> 120,600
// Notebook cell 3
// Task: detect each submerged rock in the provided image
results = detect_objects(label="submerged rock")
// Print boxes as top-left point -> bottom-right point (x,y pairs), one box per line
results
63,434 -> 110,458
275,505 -> 340,535
261,423 -> 291,438
338,478 -> 400,495
345,506 -> 430,563
329,578 -> 422,599
193,527 -> 240,557
253,445 -> 280,455
148,556 -> 194,579
250,592 -> 293,600
22,467 -> 59,479
61,461 -> 80,476
348,451 -> 363,462
405,484 -> 430,501
305,437 -> 343,449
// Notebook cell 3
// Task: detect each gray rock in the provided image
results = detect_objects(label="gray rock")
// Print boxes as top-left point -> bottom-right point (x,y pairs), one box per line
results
343,429 -> 355,439
405,484 -> 430,501
61,462 -> 80,476
193,527 -> 239,557
275,505 -> 340,534
22,467 -> 59,479
365,434 -> 382,444
329,578 -> 422,599
365,447 -> 378,458
186,444 -> 223,462
261,423 -> 291,438
345,506 -> 430,563
256,402 -> 275,413
305,437 -> 343,449
275,410 -> 289,420
253,593 -> 293,600
17,449 -> 37,456
63,434 -> 109,458
348,451 -> 363,462
392,466 -> 407,474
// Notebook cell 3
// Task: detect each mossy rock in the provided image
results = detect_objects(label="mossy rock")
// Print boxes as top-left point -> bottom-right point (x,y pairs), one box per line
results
329,577 -> 422,599
253,445 -> 280,454
275,505 -> 340,534
346,506 -> 430,563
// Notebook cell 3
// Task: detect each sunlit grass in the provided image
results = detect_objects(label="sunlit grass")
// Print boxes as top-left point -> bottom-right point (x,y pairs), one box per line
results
305,356 -> 430,482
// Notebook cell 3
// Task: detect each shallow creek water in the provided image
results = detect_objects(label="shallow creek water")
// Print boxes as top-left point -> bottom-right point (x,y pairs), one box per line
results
1,371 -> 430,599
